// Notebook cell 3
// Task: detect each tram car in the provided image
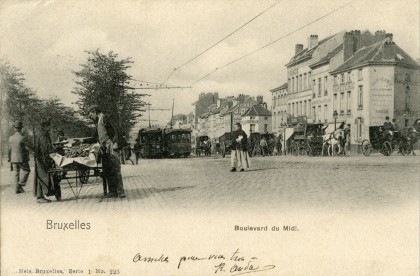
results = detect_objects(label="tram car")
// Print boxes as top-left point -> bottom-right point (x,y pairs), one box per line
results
163,128 -> 192,158
137,128 -> 165,158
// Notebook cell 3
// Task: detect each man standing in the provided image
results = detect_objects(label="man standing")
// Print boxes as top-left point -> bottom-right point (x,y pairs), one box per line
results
230,123 -> 250,172
259,136 -> 268,157
90,105 -> 126,198
8,121 -> 31,194
34,119 -> 58,203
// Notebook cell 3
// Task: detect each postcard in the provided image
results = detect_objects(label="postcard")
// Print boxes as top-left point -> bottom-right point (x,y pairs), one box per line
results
1,0 -> 419,275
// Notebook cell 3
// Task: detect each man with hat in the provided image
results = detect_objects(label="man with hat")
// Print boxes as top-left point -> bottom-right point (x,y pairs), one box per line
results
383,116 -> 393,140
230,122 -> 250,172
33,118 -> 59,203
89,105 -> 126,198
8,121 -> 31,194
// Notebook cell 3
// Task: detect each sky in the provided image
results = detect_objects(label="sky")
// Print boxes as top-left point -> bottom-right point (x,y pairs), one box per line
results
1,0 -> 419,127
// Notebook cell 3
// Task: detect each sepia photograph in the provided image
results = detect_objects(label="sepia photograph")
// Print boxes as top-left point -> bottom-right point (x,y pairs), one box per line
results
1,0 -> 419,275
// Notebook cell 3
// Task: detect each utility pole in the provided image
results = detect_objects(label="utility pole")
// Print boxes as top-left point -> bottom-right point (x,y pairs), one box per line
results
143,103 -> 170,128
170,99 -> 174,129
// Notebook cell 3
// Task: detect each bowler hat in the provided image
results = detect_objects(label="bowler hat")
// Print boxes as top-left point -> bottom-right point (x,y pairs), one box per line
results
14,121 -> 23,129
235,122 -> 242,127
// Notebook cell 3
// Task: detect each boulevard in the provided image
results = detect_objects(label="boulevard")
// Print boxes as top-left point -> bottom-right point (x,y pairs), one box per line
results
1,153 -> 418,214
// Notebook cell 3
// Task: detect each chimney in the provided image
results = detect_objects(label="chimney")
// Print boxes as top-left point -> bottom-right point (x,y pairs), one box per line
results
344,31 -> 358,61
385,33 -> 393,42
308,35 -> 318,49
375,30 -> 387,41
295,44 -> 304,55
257,96 -> 263,105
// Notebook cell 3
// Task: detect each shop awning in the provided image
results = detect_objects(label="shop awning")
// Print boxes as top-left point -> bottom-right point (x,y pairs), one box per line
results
285,128 -> 294,141
323,122 -> 344,134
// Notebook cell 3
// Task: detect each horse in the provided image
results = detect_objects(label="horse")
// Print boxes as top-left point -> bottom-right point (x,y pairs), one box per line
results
322,129 -> 345,156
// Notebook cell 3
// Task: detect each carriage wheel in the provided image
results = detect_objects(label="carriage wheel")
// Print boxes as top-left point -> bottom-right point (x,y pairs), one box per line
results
79,169 -> 90,184
362,139 -> 372,156
381,141 -> 392,156
400,142 -> 412,156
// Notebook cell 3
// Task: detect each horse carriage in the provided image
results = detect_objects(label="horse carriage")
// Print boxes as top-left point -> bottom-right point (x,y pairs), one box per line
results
195,135 -> 211,156
362,126 -> 417,156
219,132 -> 233,158
290,123 -> 325,156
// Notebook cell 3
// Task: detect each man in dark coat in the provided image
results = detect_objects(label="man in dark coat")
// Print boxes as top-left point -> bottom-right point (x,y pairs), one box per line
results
230,123 -> 250,172
33,119 -> 58,203
8,121 -> 31,194
90,105 -> 126,198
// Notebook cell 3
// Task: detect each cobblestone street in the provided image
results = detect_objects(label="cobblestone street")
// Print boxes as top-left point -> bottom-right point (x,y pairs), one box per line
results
1,152 -> 419,214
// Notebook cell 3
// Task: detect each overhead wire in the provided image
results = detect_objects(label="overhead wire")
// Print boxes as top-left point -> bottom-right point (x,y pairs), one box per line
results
162,0 -> 284,84
192,0 -> 357,85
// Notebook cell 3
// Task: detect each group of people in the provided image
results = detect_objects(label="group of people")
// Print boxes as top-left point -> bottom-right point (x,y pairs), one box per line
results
8,105 -> 126,203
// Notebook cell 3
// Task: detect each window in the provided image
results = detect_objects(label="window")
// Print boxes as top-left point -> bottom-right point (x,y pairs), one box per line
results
273,112 -> 276,128
312,79 -> 316,98
358,85 -> 363,109
318,78 -> 322,97
303,101 -> 307,116
356,117 -> 363,141
250,116 -> 256,120
358,69 -> 363,81
324,76 -> 328,96
273,98 -> 276,107
334,75 -> 338,85
333,93 -> 337,111
291,77 -> 294,93
340,92 -> 345,114
308,72 -> 312,88
347,71 -> 351,82
303,73 -> 307,89
324,105 -> 328,122
264,124 -> 268,133
346,91 -> 351,114
312,106 -> 316,121
292,103 -> 295,116
264,116 -> 268,120
341,73 -> 345,83
299,75 -> 302,91
250,124 -> 255,132
318,105 -> 321,122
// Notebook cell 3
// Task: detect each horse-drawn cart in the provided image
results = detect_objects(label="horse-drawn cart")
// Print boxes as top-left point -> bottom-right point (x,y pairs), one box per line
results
362,126 -> 416,156
290,123 -> 324,156
219,132 -> 232,158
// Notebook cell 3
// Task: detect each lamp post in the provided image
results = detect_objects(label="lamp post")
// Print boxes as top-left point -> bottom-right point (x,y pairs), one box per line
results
333,110 -> 338,131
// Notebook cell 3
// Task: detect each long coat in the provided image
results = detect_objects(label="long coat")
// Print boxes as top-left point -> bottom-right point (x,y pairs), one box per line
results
33,129 -> 55,197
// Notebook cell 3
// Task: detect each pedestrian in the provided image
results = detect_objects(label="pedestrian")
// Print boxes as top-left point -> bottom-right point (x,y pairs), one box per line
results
33,119 -> 59,203
54,130 -> 67,156
8,121 -> 31,194
230,123 -> 250,172
90,105 -> 126,198
344,124 -> 351,155
133,138 -> 141,165
259,136 -> 268,157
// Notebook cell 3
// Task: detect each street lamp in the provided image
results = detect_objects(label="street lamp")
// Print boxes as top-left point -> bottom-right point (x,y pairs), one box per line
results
333,110 -> 338,131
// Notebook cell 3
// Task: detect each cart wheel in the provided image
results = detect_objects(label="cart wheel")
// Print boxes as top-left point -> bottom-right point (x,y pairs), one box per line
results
381,141 -> 392,156
79,169 -> 90,184
362,139 -> 372,156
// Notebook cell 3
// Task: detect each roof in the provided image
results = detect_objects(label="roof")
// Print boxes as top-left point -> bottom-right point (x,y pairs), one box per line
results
286,35 -> 333,67
270,82 -> 288,92
242,105 -> 272,117
331,38 -> 420,74
309,44 -> 343,69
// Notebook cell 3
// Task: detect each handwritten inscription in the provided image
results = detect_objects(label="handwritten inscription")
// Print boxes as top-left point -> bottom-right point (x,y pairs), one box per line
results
132,249 -> 275,275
